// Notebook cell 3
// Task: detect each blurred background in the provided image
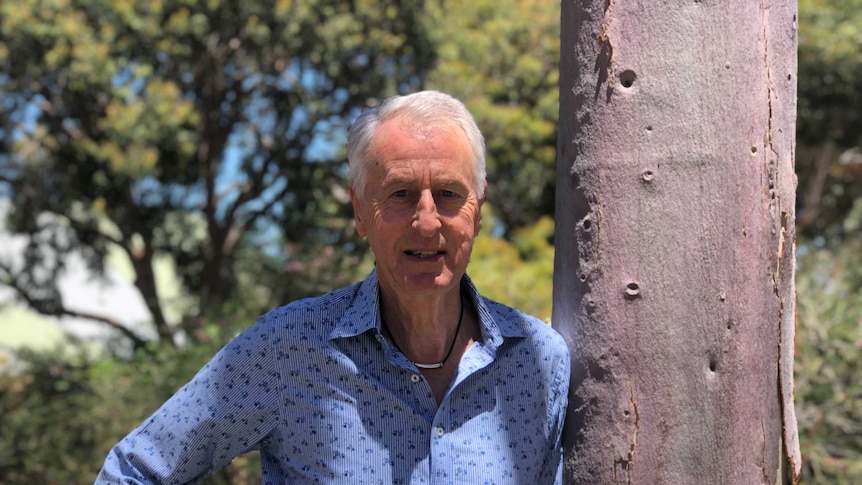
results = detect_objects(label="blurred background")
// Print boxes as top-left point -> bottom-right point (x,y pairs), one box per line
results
0,0 -> 858,483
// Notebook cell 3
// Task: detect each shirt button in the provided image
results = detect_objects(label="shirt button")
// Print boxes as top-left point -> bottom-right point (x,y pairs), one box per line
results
410,374 -> 421,383
436,427 -> 445,437
375,334 -> 383,342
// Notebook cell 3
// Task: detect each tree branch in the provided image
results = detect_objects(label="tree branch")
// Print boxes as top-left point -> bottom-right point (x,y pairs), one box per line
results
58,308 -> 149,351
64,215 -> 125,248
0,263 -> 148,351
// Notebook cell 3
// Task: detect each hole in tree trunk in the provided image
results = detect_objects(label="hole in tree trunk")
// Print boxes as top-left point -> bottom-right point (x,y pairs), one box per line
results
619,70 -> 636,88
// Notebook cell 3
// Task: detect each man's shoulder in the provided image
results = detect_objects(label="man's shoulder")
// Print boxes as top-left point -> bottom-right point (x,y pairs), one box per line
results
478,295 -> 570,400
481,296 -> 568,353
257,280 -> 365,330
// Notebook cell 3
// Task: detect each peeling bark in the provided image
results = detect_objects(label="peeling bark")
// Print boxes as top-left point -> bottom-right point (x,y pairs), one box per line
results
554,1 -> 801,483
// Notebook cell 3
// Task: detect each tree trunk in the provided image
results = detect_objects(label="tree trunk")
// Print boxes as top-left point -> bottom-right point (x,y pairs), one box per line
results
553,1 -> 801,483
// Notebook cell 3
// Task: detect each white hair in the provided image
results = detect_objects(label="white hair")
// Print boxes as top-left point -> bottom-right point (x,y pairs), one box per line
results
347,90 -> 486,198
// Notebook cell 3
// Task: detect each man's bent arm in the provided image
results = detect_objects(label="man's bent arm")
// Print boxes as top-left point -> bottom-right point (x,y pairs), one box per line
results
95,324 -> 280,484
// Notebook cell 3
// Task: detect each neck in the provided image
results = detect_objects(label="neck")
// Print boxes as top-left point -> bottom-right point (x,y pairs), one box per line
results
380,285 -> 465,367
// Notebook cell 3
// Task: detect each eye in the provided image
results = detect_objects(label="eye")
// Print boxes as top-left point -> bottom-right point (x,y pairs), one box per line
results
392,189 -> 408,198
440,190 -> 456,198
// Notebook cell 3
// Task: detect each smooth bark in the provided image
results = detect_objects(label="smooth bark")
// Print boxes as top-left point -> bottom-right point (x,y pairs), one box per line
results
553,1 -> 801,483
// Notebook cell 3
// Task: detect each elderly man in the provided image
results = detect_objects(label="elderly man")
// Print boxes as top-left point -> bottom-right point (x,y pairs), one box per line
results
95,90 -> 570,484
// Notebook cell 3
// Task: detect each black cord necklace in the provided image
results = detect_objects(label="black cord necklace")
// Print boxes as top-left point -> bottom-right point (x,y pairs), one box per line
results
386,293 -> 464,370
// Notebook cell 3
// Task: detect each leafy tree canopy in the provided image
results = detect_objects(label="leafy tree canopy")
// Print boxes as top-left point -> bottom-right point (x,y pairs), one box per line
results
0,0 -> 435,348
470,212 -> 554,321
795,240 -> 862,484
796,0 -> 862,242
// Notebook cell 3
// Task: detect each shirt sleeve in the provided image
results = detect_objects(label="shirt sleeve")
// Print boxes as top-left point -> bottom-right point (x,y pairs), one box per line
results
539,342 -> 571,485
94,324 -> 281,485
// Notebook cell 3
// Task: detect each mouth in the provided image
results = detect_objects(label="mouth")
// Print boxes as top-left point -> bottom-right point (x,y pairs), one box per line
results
405,250 -> 445,259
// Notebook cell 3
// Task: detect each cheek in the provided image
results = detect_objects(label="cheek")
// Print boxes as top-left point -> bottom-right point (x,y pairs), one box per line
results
364,206 -> 400,249
367,206 -> 392,232
457,205 -> 483,236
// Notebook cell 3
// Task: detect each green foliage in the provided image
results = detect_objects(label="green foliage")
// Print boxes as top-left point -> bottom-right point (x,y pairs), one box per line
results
0,325 -> 263,484
794,5 -> 862,474
798,0 -> 862,148
795,240 -> 862,484
469,211 -> 554,320
796,0 -> 862,241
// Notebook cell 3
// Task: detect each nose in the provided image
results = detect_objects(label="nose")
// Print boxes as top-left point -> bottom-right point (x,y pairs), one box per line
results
412,190 -> 442,235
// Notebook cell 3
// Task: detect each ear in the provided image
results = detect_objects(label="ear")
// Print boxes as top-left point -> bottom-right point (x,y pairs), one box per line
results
349,185 -> 367,238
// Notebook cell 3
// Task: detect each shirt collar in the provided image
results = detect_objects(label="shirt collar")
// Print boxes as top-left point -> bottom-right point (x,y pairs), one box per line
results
328,270 -> 382,340
328,270 -> 528,343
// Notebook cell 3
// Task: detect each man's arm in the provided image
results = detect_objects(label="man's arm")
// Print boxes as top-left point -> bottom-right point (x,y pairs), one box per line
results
95,325 -> 280,484
539,341 -> 571,485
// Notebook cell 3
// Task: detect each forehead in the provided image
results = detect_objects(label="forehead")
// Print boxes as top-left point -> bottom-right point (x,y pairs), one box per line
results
369,116 -> 473,170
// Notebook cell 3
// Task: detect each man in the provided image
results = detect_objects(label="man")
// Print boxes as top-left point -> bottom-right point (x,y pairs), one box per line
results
95,90 -> 570,484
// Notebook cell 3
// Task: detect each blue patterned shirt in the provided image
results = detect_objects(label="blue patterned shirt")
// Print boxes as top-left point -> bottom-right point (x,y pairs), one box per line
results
95,271 -> 570,484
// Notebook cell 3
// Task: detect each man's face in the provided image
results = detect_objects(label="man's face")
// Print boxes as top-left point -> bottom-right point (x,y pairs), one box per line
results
350,116 -> 484,300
